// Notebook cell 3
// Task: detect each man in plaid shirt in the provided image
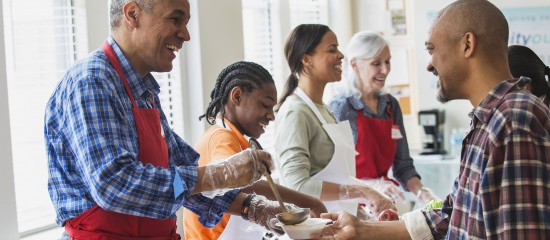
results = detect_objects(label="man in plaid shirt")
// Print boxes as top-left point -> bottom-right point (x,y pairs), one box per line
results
318,0 -> 550,239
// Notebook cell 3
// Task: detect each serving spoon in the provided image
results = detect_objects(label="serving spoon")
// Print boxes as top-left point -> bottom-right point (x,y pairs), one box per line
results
248,138 -> 309,225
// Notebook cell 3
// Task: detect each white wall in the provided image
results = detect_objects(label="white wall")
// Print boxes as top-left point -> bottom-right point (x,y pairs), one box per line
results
0,0 -> 21,238
85,1 -> 109,51
181,0 -> 245,145
328,0 -> 354,56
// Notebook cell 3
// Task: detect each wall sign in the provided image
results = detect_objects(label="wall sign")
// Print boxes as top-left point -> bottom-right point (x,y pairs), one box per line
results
503,7 -> 550,65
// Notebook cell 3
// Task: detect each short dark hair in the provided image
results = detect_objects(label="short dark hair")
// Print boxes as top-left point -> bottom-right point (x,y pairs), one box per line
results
508,45 -> 550,106
199,61 -> 274,126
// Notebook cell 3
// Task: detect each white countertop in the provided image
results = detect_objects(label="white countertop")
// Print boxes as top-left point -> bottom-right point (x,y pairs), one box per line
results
410,154 -> 461,200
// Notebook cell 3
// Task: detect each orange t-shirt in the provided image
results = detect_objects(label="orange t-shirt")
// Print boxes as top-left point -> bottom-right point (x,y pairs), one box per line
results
183,118 -> 249,240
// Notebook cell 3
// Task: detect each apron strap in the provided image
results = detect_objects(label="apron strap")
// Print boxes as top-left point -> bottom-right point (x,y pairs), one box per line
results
294,87 -> 329,125
384,94 -> 394,122
101,42 -> 138,109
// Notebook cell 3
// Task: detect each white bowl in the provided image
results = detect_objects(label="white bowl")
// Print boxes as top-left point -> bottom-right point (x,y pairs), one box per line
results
276,218 -> 332,239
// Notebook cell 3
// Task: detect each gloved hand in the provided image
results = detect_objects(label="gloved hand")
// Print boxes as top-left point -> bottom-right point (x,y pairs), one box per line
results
356,205 -> 369,221
416,187 -> 440,204
201,149 -> 273,193
246,195 -> 300,235
358,178 -> 406,202
339,184 -> 396,216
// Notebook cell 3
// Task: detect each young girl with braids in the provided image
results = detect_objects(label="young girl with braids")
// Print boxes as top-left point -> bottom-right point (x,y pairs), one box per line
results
182,61 -> 326,240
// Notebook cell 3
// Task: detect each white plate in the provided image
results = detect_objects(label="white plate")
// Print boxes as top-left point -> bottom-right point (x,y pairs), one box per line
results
276,218 -> 332,240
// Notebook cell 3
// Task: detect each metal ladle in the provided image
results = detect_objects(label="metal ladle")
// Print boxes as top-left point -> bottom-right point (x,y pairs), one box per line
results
248,138 -> 310,225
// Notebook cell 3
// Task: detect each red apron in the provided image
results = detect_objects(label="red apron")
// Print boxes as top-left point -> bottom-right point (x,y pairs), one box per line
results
355,95 -> 399,185
64,42 -> 179,240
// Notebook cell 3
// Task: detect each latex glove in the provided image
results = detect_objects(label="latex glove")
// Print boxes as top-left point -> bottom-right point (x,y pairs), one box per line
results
246,195 -> 300,235
202,149 -> 273,193
356,205 -> 368,221
416,187 -> 440,204
359,178 -> 406,202
339,184 -> 396,216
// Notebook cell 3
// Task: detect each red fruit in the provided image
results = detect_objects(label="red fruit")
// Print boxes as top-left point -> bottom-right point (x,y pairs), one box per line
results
377,209 -> 399,221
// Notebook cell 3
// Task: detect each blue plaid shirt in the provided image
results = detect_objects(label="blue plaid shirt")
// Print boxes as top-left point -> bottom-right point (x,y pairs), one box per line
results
45,37 -> 238,228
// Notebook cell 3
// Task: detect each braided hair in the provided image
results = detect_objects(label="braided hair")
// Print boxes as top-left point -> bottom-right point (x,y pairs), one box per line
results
199,61 -> 274,126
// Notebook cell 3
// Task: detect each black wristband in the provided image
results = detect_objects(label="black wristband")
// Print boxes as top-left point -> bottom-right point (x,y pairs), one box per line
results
241,194 -> 256,220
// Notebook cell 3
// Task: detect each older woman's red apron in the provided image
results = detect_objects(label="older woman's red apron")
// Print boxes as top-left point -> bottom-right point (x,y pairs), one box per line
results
355,96 -> 399,185
63,42 -> 178,239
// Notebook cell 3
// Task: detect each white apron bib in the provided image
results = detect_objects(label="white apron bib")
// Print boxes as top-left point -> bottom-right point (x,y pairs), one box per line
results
294,88 -> 360,215
214,120 -> 270,240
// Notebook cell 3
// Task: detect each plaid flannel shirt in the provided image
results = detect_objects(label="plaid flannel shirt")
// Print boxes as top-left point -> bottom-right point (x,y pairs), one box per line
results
423,78 -> 550,239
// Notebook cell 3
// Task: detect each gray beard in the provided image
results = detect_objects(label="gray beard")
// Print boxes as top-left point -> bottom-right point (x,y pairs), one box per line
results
436,80 -> 450,103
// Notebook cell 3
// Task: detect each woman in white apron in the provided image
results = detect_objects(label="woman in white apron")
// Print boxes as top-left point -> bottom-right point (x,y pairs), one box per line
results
274,24 -> 396,218
182,61 -> 327,240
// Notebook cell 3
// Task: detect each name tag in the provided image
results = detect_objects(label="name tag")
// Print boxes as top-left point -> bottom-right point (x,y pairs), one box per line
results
391,125 -> 403,139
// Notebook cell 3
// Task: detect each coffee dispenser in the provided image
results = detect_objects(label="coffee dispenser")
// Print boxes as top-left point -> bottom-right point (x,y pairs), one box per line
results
418,109 -> 445,155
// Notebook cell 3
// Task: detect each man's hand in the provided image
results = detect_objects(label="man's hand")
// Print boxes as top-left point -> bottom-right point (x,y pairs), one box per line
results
317,211 -> 361,240
316,211 -> 410,240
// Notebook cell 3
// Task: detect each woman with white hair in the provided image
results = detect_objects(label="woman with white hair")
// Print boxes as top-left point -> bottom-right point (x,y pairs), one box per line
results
328,31 -> 438,204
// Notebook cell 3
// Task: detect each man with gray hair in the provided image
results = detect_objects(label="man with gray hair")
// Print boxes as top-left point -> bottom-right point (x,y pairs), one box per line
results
317,0 -> 550,239
45,0 -> 282,238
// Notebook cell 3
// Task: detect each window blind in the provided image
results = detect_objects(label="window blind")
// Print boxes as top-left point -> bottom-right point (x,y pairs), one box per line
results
289,0 -> 329,27
241,0 -> 329,167
152,57 -> 185,136
242,0 -> 277,76
2,0 -> 88,235
241,0 -> 282,159
3,0 -> 184,236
